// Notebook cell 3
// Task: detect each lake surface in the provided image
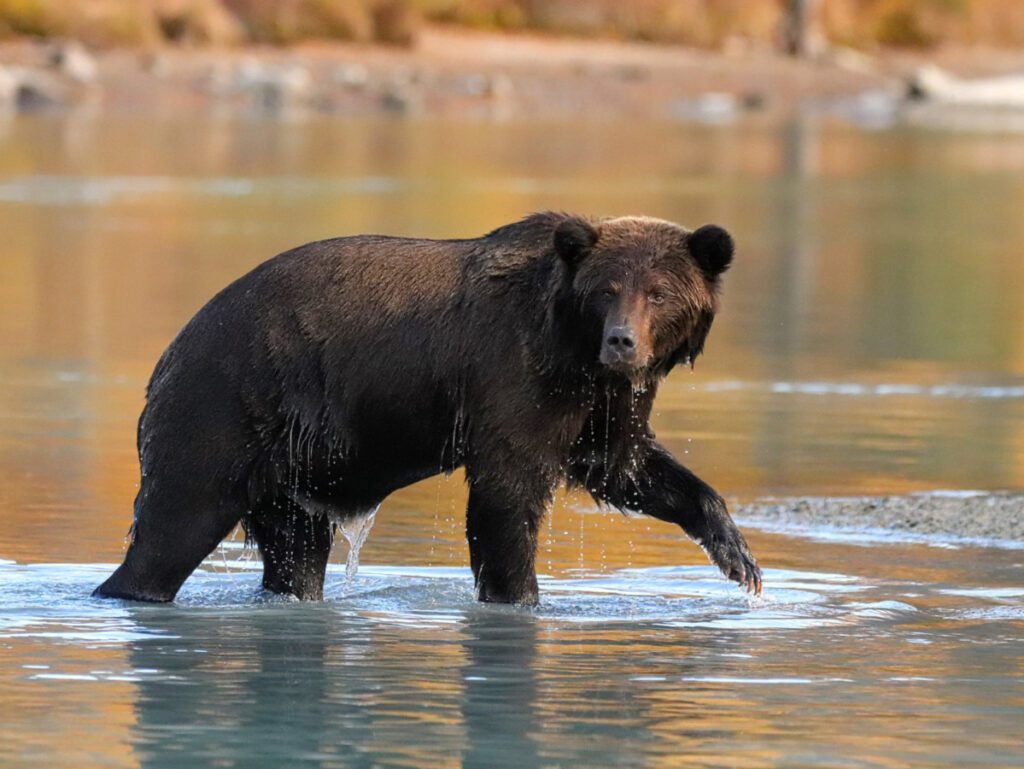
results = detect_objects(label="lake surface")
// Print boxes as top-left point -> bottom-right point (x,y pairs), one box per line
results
1,113 -> 1023,767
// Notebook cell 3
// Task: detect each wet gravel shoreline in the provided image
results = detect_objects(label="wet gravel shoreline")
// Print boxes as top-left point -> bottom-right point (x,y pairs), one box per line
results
6,28 -> 1024,122
736,492 -> 1024,544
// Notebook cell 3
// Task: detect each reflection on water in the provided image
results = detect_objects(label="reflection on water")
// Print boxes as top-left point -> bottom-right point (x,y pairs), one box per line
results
1,113 -> 1023,766
1,548 -> 1023,769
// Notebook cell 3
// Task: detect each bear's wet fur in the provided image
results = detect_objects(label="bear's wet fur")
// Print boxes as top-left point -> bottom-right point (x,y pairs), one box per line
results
94,212 -> 761,604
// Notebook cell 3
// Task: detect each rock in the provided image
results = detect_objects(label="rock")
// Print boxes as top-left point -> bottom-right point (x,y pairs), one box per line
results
457,73 -> 512,104
141,53 -> 171,77
5,68 -> 75,110
17,76 -> 63,110
50,42 -> 98,86
460,73 -> 488,97
484,73 -> 513,101
380,80 -> 421,114
740,91 -> 768,111
671,92 -> 739,124
0,65 -> 17,108
333,63 -> 369,89
907,66 -> 1024,108
235,59 -> 312,112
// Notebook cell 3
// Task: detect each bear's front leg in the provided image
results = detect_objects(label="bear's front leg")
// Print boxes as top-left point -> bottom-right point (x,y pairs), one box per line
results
641,443 -> 761,593
574,441 -> 761,593
465,470 -> 553,605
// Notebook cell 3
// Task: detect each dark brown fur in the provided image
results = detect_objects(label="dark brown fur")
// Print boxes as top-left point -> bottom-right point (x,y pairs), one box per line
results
94,211 -> 760,604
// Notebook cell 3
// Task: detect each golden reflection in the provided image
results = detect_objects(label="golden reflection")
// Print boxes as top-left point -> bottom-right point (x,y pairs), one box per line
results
1,115 -> 1023,564
0,641 -> 138,768
1,114 -> 1023,768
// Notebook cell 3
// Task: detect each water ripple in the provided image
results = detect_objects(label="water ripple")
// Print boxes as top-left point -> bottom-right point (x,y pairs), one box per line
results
0,175 -> 403,206
701,380 -> 1024,399
0,560 -> 917,640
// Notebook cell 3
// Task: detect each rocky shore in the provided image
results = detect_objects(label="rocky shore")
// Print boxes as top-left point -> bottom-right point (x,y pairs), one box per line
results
736,492 -> 1024,545
4,26 -> 1024,121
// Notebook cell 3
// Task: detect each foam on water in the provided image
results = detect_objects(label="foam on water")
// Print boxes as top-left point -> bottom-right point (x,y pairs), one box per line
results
0,558 -> 1013,641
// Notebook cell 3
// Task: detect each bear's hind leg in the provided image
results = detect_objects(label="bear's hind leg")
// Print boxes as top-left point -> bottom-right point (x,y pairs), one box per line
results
94,482 -> 242,602
247,506 -> 335,601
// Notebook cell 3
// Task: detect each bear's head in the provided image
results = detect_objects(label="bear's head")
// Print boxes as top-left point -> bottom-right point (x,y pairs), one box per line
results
554,215 -> 733,380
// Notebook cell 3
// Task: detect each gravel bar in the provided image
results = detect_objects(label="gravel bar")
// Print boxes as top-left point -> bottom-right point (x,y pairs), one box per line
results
735,492 -> 1024,544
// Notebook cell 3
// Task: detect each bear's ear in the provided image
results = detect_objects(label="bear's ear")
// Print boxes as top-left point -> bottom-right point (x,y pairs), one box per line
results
688,224 -> 734,278
554,217 -> 599,267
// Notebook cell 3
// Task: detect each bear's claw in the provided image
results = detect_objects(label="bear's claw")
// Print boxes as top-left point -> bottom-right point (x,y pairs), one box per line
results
731,558 -> 762,595
708,531 -> 762,595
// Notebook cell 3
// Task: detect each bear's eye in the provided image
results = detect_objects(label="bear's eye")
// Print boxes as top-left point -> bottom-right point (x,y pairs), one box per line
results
600,287 -> 619,299
648,291 -> 667,305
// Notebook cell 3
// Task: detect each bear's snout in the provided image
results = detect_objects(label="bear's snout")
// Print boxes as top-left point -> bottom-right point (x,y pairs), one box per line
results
601,325 -> 640,369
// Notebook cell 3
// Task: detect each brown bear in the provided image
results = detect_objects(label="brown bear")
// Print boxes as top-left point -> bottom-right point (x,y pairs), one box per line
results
94,212 -> 761,604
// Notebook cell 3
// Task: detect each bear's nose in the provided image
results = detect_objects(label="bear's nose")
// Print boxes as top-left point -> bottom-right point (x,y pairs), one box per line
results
605,327 -> 637,355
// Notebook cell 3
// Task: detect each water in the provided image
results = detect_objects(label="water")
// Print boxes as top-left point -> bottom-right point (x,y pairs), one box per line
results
2,543 -> 1023,768
1,113 -> 1023,767
339,509 -> 379,584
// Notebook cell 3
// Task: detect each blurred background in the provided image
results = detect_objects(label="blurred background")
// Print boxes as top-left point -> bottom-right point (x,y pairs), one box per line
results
4,0 -> 1024,49
1,0 -> 1023,563
2,5 -> 1024,769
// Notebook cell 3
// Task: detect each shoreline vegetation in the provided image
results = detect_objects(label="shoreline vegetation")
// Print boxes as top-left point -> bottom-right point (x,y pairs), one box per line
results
4,0 -> 1024,51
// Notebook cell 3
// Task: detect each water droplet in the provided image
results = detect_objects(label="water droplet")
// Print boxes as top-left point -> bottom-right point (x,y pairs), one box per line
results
339,507 -> 378,585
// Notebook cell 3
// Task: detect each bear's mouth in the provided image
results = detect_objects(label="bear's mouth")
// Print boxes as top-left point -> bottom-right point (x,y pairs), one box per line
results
599,349 -> 650,376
